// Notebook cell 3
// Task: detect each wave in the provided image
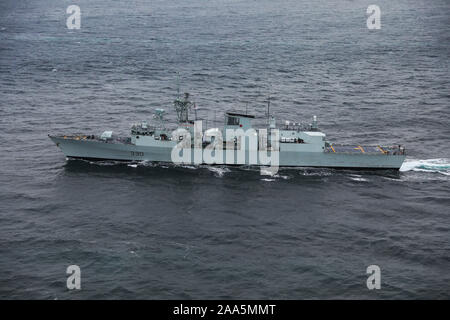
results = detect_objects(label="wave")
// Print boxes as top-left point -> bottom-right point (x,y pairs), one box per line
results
400,158 -> 450,176
349,174 -> 368,182
206,166 -> 230,177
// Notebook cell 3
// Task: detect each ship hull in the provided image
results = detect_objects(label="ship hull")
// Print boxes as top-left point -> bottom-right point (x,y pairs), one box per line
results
50,136 -> 406,170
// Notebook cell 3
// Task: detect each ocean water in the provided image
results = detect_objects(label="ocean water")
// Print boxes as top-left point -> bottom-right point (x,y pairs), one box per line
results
0,0 -> 449,299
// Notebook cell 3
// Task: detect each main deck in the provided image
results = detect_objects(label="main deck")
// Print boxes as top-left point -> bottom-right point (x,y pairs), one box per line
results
326,144 -> 405,156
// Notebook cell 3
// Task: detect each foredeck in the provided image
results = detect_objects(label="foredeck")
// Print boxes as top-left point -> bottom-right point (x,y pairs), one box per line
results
52,134 -> 133,145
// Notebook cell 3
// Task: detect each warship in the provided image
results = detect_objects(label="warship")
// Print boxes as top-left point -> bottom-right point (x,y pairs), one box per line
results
49,93 -> 406,170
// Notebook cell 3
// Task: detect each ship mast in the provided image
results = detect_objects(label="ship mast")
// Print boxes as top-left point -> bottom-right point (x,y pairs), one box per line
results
173,92 -> 193,123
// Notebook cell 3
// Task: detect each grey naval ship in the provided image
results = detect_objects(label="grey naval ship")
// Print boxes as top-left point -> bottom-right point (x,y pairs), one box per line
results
49,93 -> 406,170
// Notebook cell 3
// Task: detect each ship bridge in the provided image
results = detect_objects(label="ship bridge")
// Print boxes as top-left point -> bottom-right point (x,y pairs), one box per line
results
224,112 -> 255,131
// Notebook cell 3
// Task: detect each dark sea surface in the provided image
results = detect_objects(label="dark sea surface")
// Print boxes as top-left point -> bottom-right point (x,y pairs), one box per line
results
0,0 -> 449,299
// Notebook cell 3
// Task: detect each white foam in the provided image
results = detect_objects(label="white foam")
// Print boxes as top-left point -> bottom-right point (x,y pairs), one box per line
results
260,167 -> 279,176
299,170 -> 332,177
350,177 -> 368,182
180,165 -> 197,170
400,158 -> 450,176
207,166 -> 230,177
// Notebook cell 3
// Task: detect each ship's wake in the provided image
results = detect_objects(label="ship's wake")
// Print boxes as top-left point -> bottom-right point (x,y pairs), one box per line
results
400,158 -> 450,176
71,157 -> 450,178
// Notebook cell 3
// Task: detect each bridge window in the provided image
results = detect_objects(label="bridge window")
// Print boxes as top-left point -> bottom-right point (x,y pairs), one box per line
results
227,116 -> 240,126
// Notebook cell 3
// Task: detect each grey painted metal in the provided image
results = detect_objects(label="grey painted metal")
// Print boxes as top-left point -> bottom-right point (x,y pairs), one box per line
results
49,110 -> 406,169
